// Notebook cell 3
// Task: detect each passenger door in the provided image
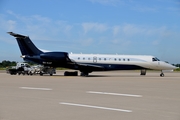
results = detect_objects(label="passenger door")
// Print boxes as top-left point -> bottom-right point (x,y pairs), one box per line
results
93,56 -> 97,63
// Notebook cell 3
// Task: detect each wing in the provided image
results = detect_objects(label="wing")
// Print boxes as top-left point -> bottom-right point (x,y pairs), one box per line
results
76,63 -> 105,71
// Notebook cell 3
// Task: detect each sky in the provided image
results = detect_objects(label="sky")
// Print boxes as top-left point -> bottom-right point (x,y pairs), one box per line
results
0,0 -> 180,64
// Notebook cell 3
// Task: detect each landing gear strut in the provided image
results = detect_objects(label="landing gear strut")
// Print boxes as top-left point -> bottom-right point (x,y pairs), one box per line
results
140,69 -> 146,75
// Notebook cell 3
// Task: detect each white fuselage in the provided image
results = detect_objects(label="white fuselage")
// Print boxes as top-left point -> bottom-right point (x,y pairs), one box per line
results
69,53 -> 176,71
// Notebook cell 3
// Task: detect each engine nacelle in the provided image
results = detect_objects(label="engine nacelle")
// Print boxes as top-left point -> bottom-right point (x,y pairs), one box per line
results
40,52 -> 69,62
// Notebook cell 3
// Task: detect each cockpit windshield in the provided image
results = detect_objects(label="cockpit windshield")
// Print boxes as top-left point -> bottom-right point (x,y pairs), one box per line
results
152,57 -> 160,61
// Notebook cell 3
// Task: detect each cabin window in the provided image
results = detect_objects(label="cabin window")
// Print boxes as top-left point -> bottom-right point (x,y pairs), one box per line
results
114,58 -> 116,61
88,58 -> 90,60
123,59 -> 125,61
119,59 -> 121,61
104,58 -> 106,61
99,58 -> 101,60
128,59 -> 130,61
83,58 -> 85,60
78,57 -> 80,60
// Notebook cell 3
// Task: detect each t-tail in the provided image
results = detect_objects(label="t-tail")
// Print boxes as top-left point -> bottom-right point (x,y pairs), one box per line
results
8,32 -> 71,66
8,32 -> 43,56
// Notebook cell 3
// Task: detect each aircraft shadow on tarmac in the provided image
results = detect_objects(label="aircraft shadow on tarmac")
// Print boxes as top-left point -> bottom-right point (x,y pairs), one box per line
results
43,74 -> 158,77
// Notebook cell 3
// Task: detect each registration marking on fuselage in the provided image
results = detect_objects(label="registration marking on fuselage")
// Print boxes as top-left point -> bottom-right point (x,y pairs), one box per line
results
20,87 -> 52,91
87,91 -> 142,98
60,102 -> 132,113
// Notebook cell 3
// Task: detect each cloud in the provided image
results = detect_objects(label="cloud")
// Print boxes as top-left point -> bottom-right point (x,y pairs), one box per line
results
3,11 -> 74,41
88,0 -> 158,12
82,22 -> 108,34
56,20 -> 73,35
81,38 -> 94,46
7,20 -> 16,31
1,11 -> 179,53
0,19 -> 16,32
32,15 -> 51,23
111,24 -> 179,49
112,38 -> 131,46
118,24 -> 168,36
152,40 -> 160,46
112,24 -> 148,36
122,24 -> 146,35
88,0 -> 122,6
112,26 -> 120,36
0,14 -> 16,32
132,6 -> 158,12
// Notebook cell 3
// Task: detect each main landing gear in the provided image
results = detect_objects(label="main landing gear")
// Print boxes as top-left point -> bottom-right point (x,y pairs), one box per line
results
141,69 -> 165,77
140,69 -> 146,75
80,72 -> 89,77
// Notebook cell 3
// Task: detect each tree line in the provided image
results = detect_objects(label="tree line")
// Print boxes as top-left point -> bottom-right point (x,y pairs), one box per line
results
0,60 -> 17,68
0,60 -> 37,68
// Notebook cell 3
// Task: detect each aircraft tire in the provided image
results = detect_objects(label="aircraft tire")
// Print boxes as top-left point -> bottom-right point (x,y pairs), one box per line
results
80,72 -> 89,77
160,73 -> 164,77
40,72 -> 43,76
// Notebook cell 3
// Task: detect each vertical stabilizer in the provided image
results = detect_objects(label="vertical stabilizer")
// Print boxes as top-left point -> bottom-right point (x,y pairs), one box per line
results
8,32 -> 43,56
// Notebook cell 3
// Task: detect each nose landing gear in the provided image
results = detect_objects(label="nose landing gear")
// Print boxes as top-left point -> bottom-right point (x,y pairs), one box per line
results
160,71 -> 164,77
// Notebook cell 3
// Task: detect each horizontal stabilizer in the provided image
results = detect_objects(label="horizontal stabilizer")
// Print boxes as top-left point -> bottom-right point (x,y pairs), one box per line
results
7,32 -> 28,38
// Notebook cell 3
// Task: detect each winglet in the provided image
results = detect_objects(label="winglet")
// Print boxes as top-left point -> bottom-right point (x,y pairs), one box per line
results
7,32 -> 28,38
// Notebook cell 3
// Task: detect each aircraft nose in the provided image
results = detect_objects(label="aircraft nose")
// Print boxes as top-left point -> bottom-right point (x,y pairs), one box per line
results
167,63 -> 178,70
160,62 -> 178,70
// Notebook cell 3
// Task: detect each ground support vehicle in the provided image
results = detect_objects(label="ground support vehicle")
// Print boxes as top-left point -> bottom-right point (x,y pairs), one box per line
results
39,66 -> 56,76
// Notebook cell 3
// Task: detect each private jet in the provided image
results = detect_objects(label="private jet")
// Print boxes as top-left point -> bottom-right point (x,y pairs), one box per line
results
8,32 -> 177,77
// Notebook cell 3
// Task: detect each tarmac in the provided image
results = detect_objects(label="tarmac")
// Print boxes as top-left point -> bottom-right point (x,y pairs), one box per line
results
0,70 -> 180,120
